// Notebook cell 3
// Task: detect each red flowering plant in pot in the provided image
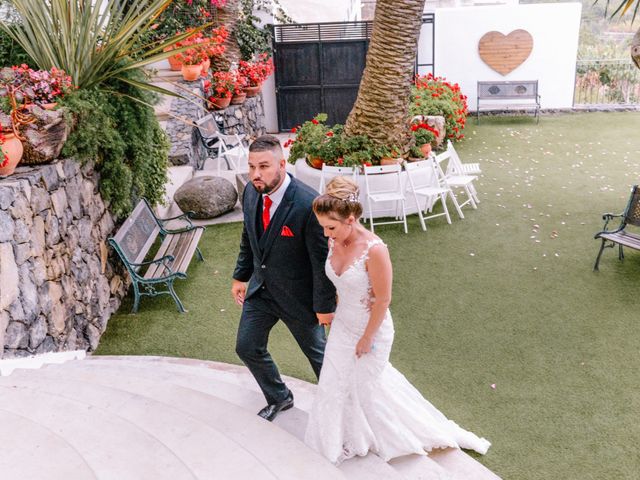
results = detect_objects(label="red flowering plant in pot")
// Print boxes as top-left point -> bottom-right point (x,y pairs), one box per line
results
204,71 -> 239,110
410,73 -> 468,142
238,53 -> 274,96
410,122 -> 439,157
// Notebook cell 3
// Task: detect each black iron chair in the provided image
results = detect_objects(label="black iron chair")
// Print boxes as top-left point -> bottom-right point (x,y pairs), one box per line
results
593,185 -> 640,270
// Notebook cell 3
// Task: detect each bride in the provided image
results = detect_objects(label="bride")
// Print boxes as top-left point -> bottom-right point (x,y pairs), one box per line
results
304,176 -> 491,465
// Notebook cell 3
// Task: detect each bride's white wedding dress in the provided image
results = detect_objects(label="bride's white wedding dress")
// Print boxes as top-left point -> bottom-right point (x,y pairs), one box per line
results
304,239 -> 491,465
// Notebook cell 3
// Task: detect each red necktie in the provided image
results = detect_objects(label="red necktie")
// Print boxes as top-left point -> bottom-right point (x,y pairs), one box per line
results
263,195 -> 272,232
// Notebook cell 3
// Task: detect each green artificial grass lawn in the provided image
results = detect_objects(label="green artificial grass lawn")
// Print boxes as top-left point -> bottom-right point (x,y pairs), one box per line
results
97,112 -> 640,479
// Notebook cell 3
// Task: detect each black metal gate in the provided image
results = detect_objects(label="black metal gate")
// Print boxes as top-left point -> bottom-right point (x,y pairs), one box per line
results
273,16 -> 435,132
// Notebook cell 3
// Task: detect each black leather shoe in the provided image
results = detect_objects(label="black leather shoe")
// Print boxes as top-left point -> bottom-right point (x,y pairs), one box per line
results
257,392 -> 294,421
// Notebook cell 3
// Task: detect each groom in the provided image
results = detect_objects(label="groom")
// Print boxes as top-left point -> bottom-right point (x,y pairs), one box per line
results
231,135 -> 336,421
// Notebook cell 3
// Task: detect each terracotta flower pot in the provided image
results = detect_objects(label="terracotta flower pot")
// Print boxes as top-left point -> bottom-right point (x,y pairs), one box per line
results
40,102 -> 58,110
181,64 -> 201,81
200,58 -> 210,77
168,54 -> 182,71
231,92 -> 247,105
243,84 -> 261,97
419,143 -> 432,157
307,156 -> 324,169
380,157 -> 403,166
209,95 -> 232,110
0,133 -> 24,176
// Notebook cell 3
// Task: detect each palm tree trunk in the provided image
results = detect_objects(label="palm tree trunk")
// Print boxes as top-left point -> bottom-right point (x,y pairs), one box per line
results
213,0 -> 242,71
344,0 -> 426,150
632,28 -> 640,70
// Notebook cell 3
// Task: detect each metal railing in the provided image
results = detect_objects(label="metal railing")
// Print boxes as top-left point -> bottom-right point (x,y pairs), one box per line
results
574,59 -> 640,105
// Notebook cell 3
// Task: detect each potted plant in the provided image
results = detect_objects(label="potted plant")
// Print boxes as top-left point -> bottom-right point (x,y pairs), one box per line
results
175,46 -> 207,81
286,114 -> 333,169
238,53 -> 274,97
203,26 -> 229,77
0,126 -> 23,176
205,71 -> 236,110
230,69 -> 248,105
411,121 -> 439,156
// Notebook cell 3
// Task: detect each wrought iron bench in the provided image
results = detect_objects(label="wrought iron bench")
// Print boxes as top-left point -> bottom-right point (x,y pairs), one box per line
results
476,80 -> 540,124
593,185 -> 640,271
108,199 -> 205,313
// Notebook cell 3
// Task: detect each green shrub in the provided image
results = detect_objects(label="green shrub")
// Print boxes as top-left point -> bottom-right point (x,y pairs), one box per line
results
60,71 -> 169,219
0,28 -> 31,67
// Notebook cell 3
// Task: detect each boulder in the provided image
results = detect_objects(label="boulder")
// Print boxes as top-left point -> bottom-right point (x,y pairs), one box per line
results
174,176 -> 237,219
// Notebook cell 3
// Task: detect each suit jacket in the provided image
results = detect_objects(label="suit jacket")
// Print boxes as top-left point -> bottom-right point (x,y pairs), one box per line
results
233,174 -> 336,322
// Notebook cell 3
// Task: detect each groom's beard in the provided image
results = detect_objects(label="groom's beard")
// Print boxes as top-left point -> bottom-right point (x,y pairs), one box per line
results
253,171 -> 282,194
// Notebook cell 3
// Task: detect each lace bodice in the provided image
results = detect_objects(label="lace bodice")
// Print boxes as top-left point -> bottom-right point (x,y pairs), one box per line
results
326,238 -> 392,339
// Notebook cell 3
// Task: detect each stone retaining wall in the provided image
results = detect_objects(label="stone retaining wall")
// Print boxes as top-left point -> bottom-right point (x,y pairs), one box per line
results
0,159 -> 126,359
166,80 -> 266,168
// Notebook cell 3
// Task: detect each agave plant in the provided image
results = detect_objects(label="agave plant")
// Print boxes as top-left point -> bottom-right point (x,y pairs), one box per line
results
0,0 -> 209,94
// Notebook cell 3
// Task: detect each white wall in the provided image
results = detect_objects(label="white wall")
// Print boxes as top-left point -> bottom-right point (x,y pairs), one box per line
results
432,3 -> 582,109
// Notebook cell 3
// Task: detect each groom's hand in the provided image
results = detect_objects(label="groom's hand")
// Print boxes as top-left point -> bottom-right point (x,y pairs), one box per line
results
316,312 -> 334,326
231,280 -> 247,306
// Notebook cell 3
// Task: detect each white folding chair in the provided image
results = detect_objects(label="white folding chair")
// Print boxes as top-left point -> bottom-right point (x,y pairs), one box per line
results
446,140 -> 481,175
319,164 -> 358,194
363,163 -> 408,234
434,150 -> 478,216
195,114 -> 248,175
404,158 -> 452,231
446,140 -> 481,203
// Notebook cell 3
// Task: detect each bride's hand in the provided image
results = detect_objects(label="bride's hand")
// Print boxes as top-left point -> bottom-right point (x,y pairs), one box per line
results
355,335 -> 374,358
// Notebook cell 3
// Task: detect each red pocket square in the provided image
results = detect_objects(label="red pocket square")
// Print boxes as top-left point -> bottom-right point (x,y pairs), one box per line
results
281,226 -> 294,237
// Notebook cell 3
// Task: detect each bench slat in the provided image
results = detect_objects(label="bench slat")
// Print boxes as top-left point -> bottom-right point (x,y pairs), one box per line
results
175,229 -> 204,274
145,233 -> 181,279
600,231 -> 640,249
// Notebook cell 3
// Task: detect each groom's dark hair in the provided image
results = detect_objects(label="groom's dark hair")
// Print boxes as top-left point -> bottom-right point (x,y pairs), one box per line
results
249,135 -> 283,161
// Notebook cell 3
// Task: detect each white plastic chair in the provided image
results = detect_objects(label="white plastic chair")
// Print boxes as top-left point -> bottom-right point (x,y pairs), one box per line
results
195,114 -> 248,175
363,163 -> 408,234
319,164 -> 358,194
434,150 -> 478,216
404,158 -> 452,231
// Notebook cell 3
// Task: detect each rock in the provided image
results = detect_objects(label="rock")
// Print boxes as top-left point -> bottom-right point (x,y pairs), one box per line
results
0,243 -> 19,310
13,243 -> 30,266
31,215 -> 46,257
0,188 -> 14,210
48,301 -> 67,335
19,263 -> 39,323
13,219 -> 31,244
0,311 -> 9,358
4,321 -> 28,349
30,185 -> 50,212
29,315 -> 47,350
0,210 -> 14,242
174,176 -> 238,219
9,194 -> 29,219
50,189 -> 68,217
85,323 -> 100,351
21,107 -> 70,166
40,281 -> 63,315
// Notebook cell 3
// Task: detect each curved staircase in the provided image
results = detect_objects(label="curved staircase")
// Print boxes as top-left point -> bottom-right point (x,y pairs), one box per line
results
0,356 -> 501,479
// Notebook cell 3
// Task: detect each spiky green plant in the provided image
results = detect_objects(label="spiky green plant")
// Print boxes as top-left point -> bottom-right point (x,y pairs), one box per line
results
0,0 -> 207,94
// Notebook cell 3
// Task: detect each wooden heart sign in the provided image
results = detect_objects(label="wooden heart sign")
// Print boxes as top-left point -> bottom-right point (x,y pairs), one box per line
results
478,29 -> 533,76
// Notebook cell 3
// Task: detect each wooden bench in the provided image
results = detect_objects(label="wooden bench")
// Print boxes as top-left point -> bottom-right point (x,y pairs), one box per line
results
594,185 -> 640,271
476,80 -> 540,124
108,199 -> 205,313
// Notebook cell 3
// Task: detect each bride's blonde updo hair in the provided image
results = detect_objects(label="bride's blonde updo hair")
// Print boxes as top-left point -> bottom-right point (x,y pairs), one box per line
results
313,176 -> 363,220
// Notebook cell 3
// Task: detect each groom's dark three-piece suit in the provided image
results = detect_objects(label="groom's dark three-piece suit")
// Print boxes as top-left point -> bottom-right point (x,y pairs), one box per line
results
233,174 -> 336,411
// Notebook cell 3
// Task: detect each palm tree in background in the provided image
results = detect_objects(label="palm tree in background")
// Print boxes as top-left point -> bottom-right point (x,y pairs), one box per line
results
344,0 -> 427,152
597,0 -> 640,68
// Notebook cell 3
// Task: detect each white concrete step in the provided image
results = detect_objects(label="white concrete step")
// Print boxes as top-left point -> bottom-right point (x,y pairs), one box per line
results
46,359 -> 406,480
77,357 -> 500,480
0,409 -> 96,480
1,365 -> 345,480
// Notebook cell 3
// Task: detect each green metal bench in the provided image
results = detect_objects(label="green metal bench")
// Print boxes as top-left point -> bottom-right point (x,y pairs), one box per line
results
594,185 -> 640,271
108,199 -> 205,313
